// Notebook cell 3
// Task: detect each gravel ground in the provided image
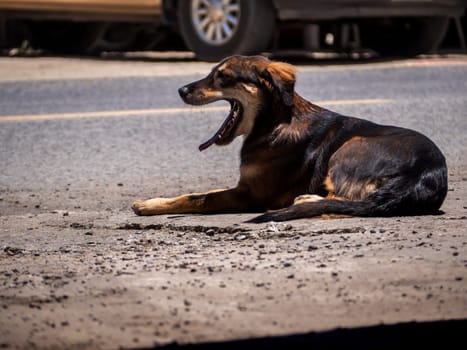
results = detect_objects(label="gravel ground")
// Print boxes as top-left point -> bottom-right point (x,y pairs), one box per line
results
0,165 -> 466,349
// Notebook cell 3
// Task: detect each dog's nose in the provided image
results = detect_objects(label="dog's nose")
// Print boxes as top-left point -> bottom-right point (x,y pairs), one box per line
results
178,86 -> 190,98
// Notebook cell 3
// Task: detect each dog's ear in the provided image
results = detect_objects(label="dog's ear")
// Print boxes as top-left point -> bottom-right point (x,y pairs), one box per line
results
258,61 -> 296,106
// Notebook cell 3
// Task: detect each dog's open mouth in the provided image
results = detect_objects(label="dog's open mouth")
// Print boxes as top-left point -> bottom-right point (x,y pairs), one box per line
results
199,100 -> 242,151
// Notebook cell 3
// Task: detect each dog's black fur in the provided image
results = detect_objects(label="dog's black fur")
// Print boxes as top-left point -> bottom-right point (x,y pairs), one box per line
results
132,55 -> 447,222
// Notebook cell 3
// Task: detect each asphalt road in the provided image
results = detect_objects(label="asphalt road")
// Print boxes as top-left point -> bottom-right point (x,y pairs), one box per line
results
0,55 -> 466,349
0,56 -> 466,195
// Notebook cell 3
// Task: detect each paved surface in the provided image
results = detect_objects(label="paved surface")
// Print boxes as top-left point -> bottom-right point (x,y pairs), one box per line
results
0,55 -> 466,349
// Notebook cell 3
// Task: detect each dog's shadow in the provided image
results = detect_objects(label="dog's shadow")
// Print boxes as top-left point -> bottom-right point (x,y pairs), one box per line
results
148,319 -> 465,350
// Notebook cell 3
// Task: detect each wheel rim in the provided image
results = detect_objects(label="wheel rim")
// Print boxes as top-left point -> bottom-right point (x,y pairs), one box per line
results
191,0 -> 241,46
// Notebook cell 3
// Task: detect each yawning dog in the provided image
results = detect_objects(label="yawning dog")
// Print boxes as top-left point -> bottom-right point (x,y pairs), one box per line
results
132,55 -> 447,222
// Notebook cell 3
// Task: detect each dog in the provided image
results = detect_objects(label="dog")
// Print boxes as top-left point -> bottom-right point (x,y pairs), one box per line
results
132,55 -> 447,222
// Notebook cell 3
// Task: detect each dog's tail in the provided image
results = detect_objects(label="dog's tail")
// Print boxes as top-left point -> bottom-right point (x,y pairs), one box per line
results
248,199 -> 386,223
248,169 -> 447,223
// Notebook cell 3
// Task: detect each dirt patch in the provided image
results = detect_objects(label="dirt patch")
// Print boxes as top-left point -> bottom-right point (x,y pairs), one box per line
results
0,167 -> 466,349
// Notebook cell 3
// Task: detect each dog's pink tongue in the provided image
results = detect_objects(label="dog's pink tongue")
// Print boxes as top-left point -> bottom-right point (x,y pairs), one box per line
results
198,134 -> 218,151
199,103 -> 234,151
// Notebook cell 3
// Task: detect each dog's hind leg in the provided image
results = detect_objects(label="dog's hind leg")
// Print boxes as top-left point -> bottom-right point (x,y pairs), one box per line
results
293,194 -> 324,205
248,168 -> 447,223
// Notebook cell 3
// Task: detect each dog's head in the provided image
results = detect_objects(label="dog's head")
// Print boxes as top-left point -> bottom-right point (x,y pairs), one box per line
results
179,55 -> 297,151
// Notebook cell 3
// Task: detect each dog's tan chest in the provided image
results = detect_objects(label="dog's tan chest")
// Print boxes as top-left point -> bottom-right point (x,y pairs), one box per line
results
240,163 -> 264,180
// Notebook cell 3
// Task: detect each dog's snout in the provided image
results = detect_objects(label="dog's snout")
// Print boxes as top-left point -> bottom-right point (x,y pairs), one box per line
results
178,85 -> 191,98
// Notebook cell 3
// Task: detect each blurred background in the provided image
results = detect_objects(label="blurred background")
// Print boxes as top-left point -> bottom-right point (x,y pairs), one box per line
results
0,0 -> 466,61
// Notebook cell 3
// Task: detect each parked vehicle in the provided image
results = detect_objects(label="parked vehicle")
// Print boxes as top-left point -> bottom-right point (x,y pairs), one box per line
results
0,0 -> 465,60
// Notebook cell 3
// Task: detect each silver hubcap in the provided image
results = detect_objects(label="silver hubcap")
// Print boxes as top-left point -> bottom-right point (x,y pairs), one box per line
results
191,0 -> 241,45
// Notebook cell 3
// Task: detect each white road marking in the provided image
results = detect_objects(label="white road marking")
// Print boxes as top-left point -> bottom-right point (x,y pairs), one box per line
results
0,99 -> 390,122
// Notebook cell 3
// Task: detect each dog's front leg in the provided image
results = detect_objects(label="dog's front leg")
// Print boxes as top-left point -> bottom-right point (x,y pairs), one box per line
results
132,187 -> 254,216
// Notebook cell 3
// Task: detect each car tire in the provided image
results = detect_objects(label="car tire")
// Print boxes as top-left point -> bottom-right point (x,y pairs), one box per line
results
178,0 -> 276,61
360,17 -> 450,57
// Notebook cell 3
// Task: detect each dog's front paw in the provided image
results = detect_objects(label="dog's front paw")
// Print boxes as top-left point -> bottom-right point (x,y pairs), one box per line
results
132,197 -> 174,216
132,200 -> 148,216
